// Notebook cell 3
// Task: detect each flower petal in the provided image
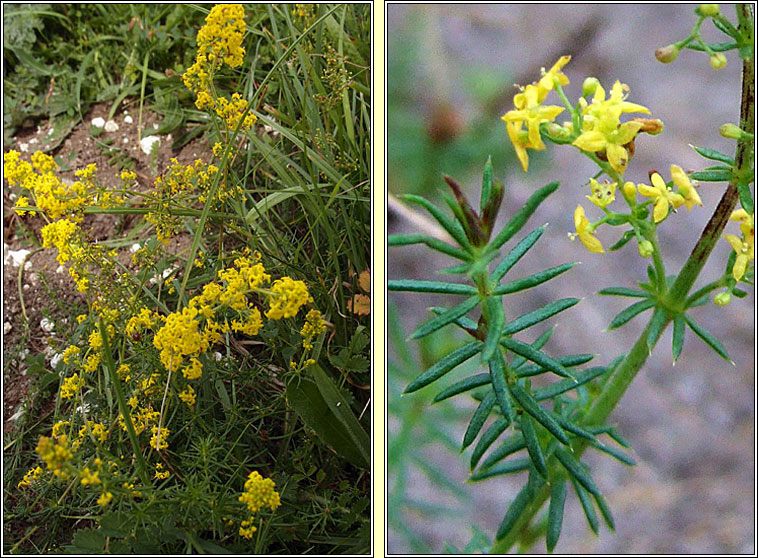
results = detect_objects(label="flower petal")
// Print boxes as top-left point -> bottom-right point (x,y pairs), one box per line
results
572,131 -> 607,152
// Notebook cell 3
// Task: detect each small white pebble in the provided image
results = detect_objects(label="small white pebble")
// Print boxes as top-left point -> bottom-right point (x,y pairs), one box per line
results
214,351 -> 223,361
28,272 -> 38,284
50,353 -> 63,369
29,138 -> 38,145
56,265 -> 65,274
91,117 -> 105,128
18,348 -> 29,360
153,123 -> 160,130
166,133 -> 172,141
130,243 -> 141,253
4,322 -> 12,334
140,135 -> 160,155
40,317 -> 55,332
4,248 -> 31,267
9,192 -> 17,201
123,137 -> 129,144
48,128 -> 54,136
19,143 -> 29,153
104,119 -> 119,132
24,260 -> 32,271
124,115 -> 133,124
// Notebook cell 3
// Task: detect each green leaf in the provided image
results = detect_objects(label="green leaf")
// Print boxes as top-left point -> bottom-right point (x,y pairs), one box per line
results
516,353 -> 594,378
691,145 -> 735,165
683,314 -> 733,362
554,447 -> 601,496
433,373 -> 490,403
503,298 -> 580,336
520,414 -> 548,478
388,234 -> 470,261
491,181 -> 559,250
388,279 -> 478,295
481,156 -> 493,212
490,225 -> 546,287
570,477 -> 599,535
689,169 -> 733,182
495,481 -> 533,540
471,417 -> 509,470
401,194 -> 472,251
488,351 -> 515,421
672,314 -> 685,363
591,441 -> 636,466
405,341 -> 483,394
501,337 -> 577,381
607,299 -> 656,330
553,414 -> 597,443
68,529 -> 107,553
608,229 -> 634,251
686,40 -> 738,52
286,366 -> 370,469
737,179 -> 754,215
463,392 -> 496,449
509,383 -> 570,445
533,366 -> 607,401
492,263 -> 576,296
482,297 -> 505,362
646,306 -> 669,348
479,433 -> 526,470
510,327 -> 554,370
429,306 -> 478,334
546,480 -> 567,552
597,286 -> 650,298
711,16 -> 740,39
593,492 -> 616,531
410,296 -> 481,340
469,457 -> 531,481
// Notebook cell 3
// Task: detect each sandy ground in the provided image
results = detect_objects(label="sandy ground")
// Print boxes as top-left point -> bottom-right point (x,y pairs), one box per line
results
387,4 -> 755,554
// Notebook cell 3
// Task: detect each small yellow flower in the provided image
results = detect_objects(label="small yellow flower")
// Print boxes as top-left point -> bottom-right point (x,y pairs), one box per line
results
670,164 -> 702,210
637,172 -> 684,223
586,178 -> 616,208
724,209 -> 754,281
97,491 -> 113,506
571,205 -> 604,254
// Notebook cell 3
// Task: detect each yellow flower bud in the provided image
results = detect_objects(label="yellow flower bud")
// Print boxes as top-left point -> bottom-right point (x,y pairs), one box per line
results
623,181 -> 637,200
714,292 -> 731,306
709,53 -> 727,70
719,123 -> 743,140
655,44 -> 680,64
697,4 -> 720,16
637,240 -> 654,258
582,77 -> 601,97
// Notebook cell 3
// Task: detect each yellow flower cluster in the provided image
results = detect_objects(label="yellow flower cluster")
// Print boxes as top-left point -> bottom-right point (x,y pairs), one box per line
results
41,219 -> 80,265
17,466 -> 44,489
214,92 -> 257,132
266,277 -> 313,320
154,462 -> 170,480
300,309 -> 326,350
60,373 -> 85,399
179,385 -> 196,407
79,420 -> 108,443
238,471 -> 281,539
150,426 -> 170,451
36,434 -> 74,479
79,466 -> 101,486
118,406 -> 160,436
125,308 -> 161,339
724,209 -> 754,281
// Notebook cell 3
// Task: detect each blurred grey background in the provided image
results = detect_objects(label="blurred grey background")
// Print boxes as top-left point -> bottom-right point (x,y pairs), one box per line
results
387,3 -> 755,554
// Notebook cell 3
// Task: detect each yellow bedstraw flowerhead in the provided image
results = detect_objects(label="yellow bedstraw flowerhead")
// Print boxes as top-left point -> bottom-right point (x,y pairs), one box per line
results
637,172 -> 685,223
239,471 -> 281,513
570,204 -> 605,254
502,56 -> 570,172
669,164 -> 702,210
723,209 -> 754,281
586,178 -> 616,208
573,81 -> 651,174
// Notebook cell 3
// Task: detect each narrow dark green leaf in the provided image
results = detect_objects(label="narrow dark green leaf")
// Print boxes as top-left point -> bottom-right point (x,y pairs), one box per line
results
570,476 -> 599,535
672,314 -> 685,363
546,480 -> 567,552
689,169 -> 733,182
488,351 -> 515,422
493,263 -> 576,296
516,353 -> 594,378
510,383 -> 570,445
607,299 -> 656,330
405,341 -> 483,394
686,40 -> 738,52
388,279 -> 478,295
587,425 -> 632,448
443,192 -> 484,246
481,155 -> 493,212
520,414 -> 548,479
737,179 -> 754,215
711,15 -> 740,39
490,226 -> 546,287
646,264 -> 657,287
593,492 -> 615,531
683,314 -> 733,362
534,366 -> 607,401
433,373 -> 490,403
646,306 -> 668,348
691,145 -> 735,165
609,229 -> 634,251
410,296 -> 480,339
469,457 -> 531,481
597,286 -> 650,298
495,482 -> 532,541
429,306 -> 478,334
554,447 -> 600,496
502,298 -> 580,336
510,327 -> 554,370
491,181 -> 559,250
553,414 -> 596,442
463,392 -> 496,449
482,297 -> 505,362
471,417 -> 509,470
387,234 -> 470,261
480,433 -> 526,470
591,442 -> 636,466
401,194 -> 472,251
501,337 -> 576,381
